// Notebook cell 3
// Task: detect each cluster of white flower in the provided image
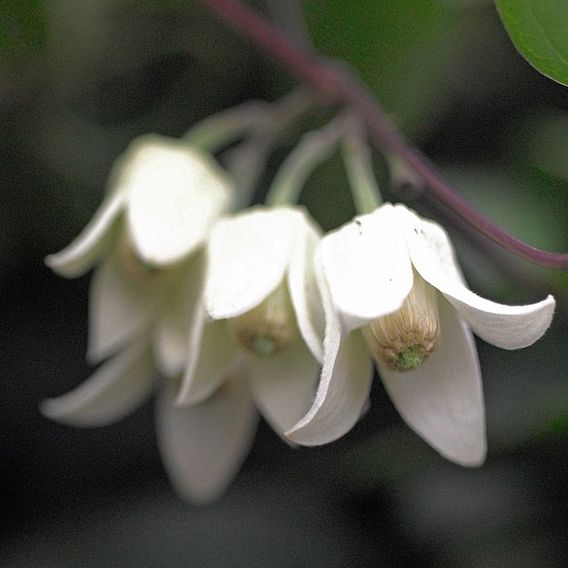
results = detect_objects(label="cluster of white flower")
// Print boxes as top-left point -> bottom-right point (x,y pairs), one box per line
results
43,129 -> 555,504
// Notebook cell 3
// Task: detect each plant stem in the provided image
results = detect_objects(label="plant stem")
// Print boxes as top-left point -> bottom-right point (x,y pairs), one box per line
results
342,116 -> 383,214
184,100 -> 268,152
225,88 -> 314,207
266,115 -> 345,207
198,0 -> 568,269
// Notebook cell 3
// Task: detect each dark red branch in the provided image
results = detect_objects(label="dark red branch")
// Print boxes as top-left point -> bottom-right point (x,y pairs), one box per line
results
199,0 -> 568,269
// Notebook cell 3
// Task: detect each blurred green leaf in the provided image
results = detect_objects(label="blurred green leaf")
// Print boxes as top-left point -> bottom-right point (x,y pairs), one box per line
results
496,0 -> 568,86
520,112 -> 568,180
440,165 -> 568,302
543,411 -> 568,436
0,0 -> 46,58
446,166 -> 566,252
303,0 -> 463,136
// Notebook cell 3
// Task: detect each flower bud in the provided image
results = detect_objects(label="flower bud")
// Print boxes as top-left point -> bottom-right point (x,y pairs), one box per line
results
230,284 -> 297,357
362,270 -> 440,371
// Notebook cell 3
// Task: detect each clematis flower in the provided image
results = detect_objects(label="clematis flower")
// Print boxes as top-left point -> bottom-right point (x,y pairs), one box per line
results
177,205 -> 325,438
41,134 -> 254,504
286,203 -> 555,466
45,134 -> 232,374
41,336 -> 258,503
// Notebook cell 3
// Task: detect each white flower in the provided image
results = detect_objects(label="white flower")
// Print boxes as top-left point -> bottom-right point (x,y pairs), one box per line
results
41,337 -> 258,504
177,205 -> 325,437
41,134 -> 252,504
286,203 -> 555,466
46,134 -> 232,374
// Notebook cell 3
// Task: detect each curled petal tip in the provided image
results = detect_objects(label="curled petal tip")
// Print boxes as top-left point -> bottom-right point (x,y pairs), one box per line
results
44,251 -> 80,278
39,398 -> 58,419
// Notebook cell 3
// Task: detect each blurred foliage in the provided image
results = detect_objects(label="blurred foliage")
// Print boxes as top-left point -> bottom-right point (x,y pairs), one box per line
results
0,0 -> 46,58
304,0 -> 471,136
436,164 -> 568,305
545,409 -> 568,435
519,111 -> 568,180
446,166 -> 566,254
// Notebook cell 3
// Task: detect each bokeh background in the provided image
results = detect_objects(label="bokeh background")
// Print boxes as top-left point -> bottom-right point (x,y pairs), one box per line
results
1,0 -> 568,566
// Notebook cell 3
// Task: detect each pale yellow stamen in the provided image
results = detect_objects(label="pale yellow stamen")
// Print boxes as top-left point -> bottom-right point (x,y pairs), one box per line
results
362,270 -> 441,372
118,233 -> 173,287
230,284 -> 297,357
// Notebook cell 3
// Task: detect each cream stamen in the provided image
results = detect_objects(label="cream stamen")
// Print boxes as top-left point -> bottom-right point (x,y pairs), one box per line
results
362,270 -> 440,371
230,284 -> 297,357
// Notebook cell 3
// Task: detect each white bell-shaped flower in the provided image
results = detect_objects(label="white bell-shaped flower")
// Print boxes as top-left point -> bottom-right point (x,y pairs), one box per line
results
41,336 -> 258,504
286,203 -> 555,466
46,134 -> 232,371
42,134 -> 243,504
177,205 -> 325,437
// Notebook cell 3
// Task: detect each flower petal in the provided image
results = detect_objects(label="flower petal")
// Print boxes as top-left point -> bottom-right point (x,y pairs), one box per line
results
153,256 -> 204,377
404,206 -> 555,349
88,253 -> 156,363
447,293 -> 555,350
286,255 -> 373,445
153,306 -> 190,379
379,296 -> 486,467
176,313 -> 240,405
156,376 -> 258,505
287,210 -> 324,362
45,190 -> 124,278
205,207 -> 300,320
320,204 -> 413,334
125,136 -> 231,266
248,339 -> 319,434
40,339 -> 155,427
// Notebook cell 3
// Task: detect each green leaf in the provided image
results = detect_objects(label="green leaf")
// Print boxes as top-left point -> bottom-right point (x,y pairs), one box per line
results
496,0 -> 568,86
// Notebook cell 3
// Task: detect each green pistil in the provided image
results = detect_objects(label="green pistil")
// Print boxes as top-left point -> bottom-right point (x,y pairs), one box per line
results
251,335 -> 277,357
397,346 -> 425,371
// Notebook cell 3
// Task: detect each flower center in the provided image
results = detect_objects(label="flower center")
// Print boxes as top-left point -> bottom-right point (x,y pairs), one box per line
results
362,270 -> 441,372
118,233 -> 174,287
230,284 -> 297,357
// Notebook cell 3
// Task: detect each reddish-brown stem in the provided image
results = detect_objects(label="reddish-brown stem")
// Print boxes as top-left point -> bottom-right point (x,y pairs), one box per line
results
199,0 -> 568,269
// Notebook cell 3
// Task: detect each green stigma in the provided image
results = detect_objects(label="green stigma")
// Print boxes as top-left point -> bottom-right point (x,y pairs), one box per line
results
251,335 -> 277,357
230,284 -> 298,358
396,346 -> 425,371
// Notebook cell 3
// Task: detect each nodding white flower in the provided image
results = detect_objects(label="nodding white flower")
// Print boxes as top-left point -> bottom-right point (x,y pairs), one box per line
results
41,134 -> 247,504
177,205 -> 325,438
45,134 -> 232,374
41,337 -> 258,504
286,203 -> 555,466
